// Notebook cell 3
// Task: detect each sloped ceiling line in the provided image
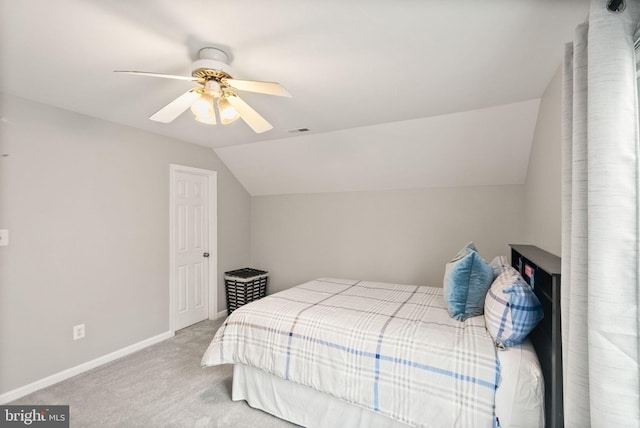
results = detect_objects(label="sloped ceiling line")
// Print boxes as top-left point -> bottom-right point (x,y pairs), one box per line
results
215,99 -> 541,196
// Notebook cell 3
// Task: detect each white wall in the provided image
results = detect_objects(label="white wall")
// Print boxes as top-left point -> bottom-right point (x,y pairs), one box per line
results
251,186 -> 524,292
0,93 -> 251,395
522,66 -> 563,256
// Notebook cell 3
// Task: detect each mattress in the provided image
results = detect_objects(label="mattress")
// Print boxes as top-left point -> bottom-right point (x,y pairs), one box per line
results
233,339 -> 544,428
203,278 -> 544,427
494,339 -> 545,427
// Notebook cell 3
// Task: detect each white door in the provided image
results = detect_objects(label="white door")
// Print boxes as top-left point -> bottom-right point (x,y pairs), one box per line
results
170,166 -> 216,331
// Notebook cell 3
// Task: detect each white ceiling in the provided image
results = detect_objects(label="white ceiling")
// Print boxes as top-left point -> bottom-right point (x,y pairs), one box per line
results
0,0 -> 588,195
218,99 -> 541,195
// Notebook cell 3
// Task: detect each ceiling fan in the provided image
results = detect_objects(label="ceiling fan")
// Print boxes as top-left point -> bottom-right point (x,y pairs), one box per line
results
115,47 -> 291,133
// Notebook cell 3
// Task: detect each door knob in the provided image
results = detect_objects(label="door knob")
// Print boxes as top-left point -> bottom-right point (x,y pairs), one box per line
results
203,252 -> 210,258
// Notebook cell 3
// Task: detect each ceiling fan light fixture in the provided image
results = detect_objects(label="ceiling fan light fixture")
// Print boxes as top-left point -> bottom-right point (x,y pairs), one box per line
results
191,93 -> 216,124
117,46 -> 290,132
218,96 -> 240,124
194,114 -> 216,125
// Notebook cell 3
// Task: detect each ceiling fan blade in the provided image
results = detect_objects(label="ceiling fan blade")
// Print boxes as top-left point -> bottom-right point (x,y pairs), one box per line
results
226,94 -> 273,133
149,90 -> 201,123
223,79 -> 292,97
114,70 -> 202,82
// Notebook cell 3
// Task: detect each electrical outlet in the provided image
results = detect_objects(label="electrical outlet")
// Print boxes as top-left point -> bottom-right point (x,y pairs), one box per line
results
73,324 -> 85,341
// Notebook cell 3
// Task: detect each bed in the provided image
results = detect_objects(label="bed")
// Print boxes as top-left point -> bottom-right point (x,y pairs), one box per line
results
202,270 -> 549,427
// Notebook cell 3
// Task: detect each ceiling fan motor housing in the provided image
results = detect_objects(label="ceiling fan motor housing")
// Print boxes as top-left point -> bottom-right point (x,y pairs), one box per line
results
191,47 -> 233,80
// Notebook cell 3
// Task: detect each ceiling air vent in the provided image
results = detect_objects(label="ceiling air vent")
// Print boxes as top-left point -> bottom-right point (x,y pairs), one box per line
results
288,128 -> 310,133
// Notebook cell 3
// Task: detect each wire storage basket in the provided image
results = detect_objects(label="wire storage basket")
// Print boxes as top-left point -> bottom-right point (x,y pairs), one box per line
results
224,268 -> 269,314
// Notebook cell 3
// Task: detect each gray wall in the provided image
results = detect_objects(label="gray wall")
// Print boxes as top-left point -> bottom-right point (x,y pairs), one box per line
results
0,94 -> 251,395
0,61 -> 564,396
251,186 -> 525,292
522,66 -> 563,256
249,65 -> 564,295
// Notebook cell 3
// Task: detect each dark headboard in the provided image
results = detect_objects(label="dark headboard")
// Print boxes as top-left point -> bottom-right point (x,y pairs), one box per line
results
510,244 -> 563,428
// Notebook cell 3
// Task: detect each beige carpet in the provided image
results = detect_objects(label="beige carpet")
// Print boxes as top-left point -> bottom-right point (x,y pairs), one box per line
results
11,318 -> 298,428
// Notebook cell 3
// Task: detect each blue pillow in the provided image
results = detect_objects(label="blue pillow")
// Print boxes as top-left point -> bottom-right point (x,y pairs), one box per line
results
484,266 -> 543,347
443,242 -> 494,321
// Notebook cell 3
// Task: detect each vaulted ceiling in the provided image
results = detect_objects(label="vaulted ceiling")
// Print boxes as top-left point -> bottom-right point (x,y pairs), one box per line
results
0,0 -> 588,195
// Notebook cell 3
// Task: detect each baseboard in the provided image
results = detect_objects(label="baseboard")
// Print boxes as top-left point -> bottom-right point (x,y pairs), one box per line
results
0,330 -> 174,404
216,309 -> 228,319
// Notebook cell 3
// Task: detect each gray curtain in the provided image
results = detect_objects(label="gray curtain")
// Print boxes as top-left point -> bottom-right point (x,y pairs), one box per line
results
561,0 -> 640,426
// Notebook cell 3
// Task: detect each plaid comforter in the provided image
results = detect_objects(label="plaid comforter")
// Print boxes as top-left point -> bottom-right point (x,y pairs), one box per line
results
202,279 -> 499,427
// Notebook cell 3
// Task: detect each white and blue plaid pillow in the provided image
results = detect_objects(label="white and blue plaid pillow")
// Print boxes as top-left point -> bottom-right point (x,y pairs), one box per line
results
489,255 -> 509,279
484,266 -> 543,347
